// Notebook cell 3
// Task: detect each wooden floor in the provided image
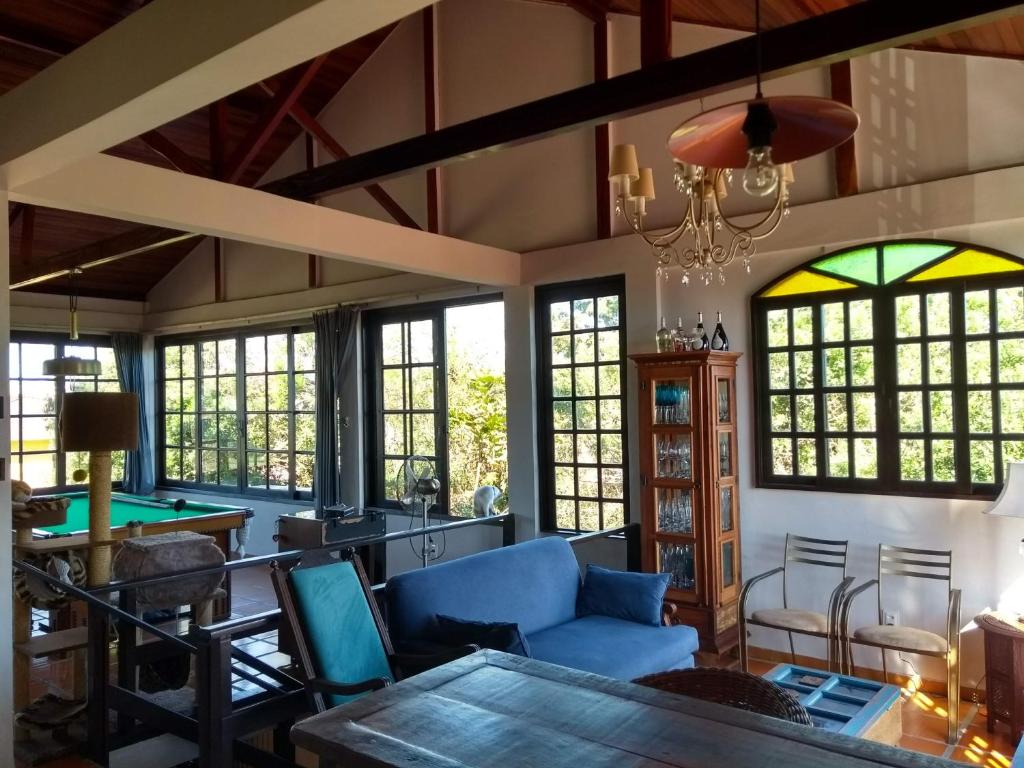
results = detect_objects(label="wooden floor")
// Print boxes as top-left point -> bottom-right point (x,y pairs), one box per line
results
22,570 -> 1019,767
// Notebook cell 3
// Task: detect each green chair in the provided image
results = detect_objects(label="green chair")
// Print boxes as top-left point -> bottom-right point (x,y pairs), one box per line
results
272,549 -> 473,714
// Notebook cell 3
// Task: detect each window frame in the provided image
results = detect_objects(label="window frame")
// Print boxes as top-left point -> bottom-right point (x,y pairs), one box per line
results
362,293 -> 504,513
535,275 -> 629,534
752,240 -> 1024,500
10,330 -> 123,494
156,323 -> 315,501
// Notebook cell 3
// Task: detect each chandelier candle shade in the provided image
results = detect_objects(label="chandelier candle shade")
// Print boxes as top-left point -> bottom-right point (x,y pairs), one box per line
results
610,0 -> 858,287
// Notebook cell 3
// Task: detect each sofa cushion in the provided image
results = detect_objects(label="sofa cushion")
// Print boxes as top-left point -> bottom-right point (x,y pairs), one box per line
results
577,565 -> 669,626
385,537 -> 582,647
436,615 -> 530,657
526,614 -> 699,680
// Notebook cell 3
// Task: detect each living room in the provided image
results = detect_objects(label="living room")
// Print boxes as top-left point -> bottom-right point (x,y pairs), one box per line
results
4,1 -> 1024,766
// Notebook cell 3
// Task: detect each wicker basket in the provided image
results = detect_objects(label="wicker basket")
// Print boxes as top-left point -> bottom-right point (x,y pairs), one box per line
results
633,667 -> 814,726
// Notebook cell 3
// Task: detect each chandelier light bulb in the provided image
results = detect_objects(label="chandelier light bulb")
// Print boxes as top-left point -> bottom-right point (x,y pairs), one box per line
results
742,146 -> 779,197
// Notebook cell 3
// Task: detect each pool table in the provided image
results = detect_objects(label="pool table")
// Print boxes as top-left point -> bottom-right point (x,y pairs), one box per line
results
30,491 -> 252,620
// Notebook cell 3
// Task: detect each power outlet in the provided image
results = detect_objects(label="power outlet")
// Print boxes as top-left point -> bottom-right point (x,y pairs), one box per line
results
883,611 -> 898,626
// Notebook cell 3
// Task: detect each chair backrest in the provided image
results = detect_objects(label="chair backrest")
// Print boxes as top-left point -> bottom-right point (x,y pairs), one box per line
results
782,534 -> 848,609
876,544 -> 952,624
273,550 -> 394,712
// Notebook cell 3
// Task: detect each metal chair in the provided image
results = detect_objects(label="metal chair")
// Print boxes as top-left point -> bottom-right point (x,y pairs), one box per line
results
839,544 -> 961,743
738,534 -> 853,673
633,667 -> 814,725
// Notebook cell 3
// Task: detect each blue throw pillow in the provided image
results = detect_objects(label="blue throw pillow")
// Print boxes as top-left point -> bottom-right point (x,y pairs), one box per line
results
434,614 -> 531,657
576,565 -> 670,626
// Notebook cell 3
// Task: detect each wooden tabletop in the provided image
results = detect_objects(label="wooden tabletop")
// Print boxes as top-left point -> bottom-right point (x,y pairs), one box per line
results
291,650 -> 955,768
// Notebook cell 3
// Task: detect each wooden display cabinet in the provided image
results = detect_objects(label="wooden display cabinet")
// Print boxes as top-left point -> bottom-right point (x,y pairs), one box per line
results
631,351 -> 741,659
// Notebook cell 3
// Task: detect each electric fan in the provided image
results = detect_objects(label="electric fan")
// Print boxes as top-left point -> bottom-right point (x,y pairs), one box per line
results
397,456 -> 442,566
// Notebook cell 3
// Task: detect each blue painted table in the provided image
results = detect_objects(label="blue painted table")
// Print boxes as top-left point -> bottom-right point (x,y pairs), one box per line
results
765,664 -> 903,745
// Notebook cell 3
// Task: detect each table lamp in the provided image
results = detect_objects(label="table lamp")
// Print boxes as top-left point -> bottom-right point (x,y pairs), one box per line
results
60,392 -> 139,586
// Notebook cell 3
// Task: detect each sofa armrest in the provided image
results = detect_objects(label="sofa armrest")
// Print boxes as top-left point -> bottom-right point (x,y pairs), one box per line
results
662,601 -> 678,627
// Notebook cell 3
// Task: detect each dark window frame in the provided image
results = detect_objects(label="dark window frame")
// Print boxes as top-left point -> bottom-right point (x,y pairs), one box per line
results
535,275 -> 629,534
156,324 -> 315,501
363,293 -> 504,513
752,240 -> 1024,500
10,330 -> 123,494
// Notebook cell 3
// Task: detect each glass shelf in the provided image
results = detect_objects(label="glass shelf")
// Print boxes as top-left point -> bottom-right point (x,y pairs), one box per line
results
656,487 -> 693,535
655,434 -> 692,480
654,380 -> 691,425
659,540 -> 696,591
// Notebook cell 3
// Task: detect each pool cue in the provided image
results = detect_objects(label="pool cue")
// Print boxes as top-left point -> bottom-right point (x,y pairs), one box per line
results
110,493 -> 187,513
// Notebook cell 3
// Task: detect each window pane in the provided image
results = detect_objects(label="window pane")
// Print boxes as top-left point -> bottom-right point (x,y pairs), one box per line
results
599,399 -> 621,431
852,392 -> 876,432
21,344 -> 53,377
551,335 -> 571,365
293,333 -> 313,371
21,452 -> 56,488
1002,391 -> 1024,433
968,390 -> 993,433
824,347 -> 846,387
573,299 -> 595,330
927,341 -> 952,384
931,391 -> 953,432
382,324 -> 403,365
600,434 -> 622,464
767,309 -> 788,347
897,344 -> 922,385
932,440 -> 955,482
383,369 -> 404,410
792,307 -> 813,345
826,392 -> 847,432
854,438 -> 877,478
899,391 -> 923,433
267,334 -> 288,372
411,367 -> 434,410
926,293 -> 951,336
794,351 -> 814,388
849,300 -> 873,340
966,341 -> 991,384
769,353 -> 790,390
575,400 -> 596,430
964,290 -> 990,335
900,439 -> 925,480
597,330 -> 619,361
552,368 -> 572,398
597,296 -> 619,328
573,332 -> 595,364
409,320 -> 434,364
850,347 -> 874,386
598,365 -> 620,396
826,438 -> 849,477
822,303 -> 844,343
771,395 -> 791,431
796,438 -> 816,476
795,395 -> 815,432
895,295 -> 920,338
772,438 -> 793,475
574,366 -> 595,397
997,287 -> 1024,332
999,339 -> 1024,383
971,440 -> 995,482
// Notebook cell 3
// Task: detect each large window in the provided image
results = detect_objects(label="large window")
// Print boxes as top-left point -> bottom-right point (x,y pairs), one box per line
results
753,240 -> 1024,497
10,334 -> 123,492
159,327 -> 315,498
536,276 -> 628,533
364,297 -> 507,516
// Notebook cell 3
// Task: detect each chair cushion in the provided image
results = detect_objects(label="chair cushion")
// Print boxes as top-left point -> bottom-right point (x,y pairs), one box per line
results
852,624 -> 948,653
751,608 -> 829,634
577,565 -> 670,627
385,537 -> 582,648
289,561 -> 394,707
435,615 -> 530,657
525,614 -> 699,680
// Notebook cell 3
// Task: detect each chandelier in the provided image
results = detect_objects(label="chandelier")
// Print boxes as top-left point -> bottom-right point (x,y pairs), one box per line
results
609,0 -> 859,286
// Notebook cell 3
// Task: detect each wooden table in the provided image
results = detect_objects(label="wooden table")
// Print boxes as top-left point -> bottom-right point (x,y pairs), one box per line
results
292,650 -> 956,767
977,612 -> 1024,743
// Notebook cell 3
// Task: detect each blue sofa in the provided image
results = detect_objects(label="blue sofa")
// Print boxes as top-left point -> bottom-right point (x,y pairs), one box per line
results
384,536 -> 699,680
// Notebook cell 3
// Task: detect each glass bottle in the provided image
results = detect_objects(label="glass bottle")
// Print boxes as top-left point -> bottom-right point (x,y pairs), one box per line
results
656,316 -> 672,353
696,312 -> 709,350
672,317 -> 686,352
711,311 -> 730,351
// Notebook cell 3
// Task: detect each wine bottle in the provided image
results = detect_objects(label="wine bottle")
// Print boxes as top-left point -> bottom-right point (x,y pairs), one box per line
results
672,317 -> 686,352
711,311 -> 729,351
656,316 -> 672,353
696,312 -> 709,350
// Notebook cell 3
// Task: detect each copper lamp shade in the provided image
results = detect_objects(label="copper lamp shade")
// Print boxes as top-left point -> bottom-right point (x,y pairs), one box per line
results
668,96 -> 859,169
61,392 -> 139,451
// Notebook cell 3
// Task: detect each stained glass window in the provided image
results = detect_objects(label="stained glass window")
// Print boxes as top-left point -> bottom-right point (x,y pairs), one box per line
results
754,240 -> 1024,498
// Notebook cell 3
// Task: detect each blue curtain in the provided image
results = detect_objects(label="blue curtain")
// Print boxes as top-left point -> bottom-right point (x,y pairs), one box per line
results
111,333 -> 155,494
313,307 -> 359,509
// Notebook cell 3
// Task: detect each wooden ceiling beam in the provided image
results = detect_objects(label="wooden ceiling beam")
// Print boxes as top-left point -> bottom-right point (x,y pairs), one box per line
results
19,203 -> 34,264
562,0 -> 608,24
423,4 -> 441,234
259,0 -> 1024,201
594,15 -> 611,240
11,226 -> 199,289
222,55 -> 328,184
8,202 -> 24,227
640,0 -> 672,68
139,130 -> 207,176
258,83 -> 421,230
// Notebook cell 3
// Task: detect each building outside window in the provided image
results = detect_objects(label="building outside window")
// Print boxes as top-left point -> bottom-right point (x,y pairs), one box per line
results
364,297 -> 507,516
535,276 -> 628,533
10,334 -> 123,492
752,240 -> 1024,497
158,327 -> 315,498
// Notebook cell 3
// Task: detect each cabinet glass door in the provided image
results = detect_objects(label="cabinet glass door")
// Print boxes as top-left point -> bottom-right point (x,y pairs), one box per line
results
655,433 -> 692,479
656,487 -> 694,534
653,379 -> 691,425
658,540 -> 696,593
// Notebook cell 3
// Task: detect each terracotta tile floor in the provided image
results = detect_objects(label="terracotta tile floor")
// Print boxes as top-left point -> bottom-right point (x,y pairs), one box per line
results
748,657 -> 1018,764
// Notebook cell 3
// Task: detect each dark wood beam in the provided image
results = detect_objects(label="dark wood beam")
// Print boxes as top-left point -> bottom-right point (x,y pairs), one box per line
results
8,203 -> 24,227
222,56 -> 328,184
640,0 -> 672,68
139,130 -> 208,176
209,101 -> 228,179
305,133 -> 319,290
11,228 -> 199,290
260,0 -> 1024,202
424,4 -> 441,234
829,61 -> 859,197
258,83 -> 421,230
594,14 -> 611,240
19,204 -> 35,264
562,0 -> 607,23
0,15 -> 73,59
213,237 -> 225,302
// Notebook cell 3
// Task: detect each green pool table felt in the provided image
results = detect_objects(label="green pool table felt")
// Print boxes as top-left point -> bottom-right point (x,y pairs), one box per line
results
37,492 -> 250,535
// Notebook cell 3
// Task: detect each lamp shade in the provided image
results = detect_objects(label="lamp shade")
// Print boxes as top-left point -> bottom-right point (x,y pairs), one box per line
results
985,463 -> 1024,517
630,167 -> 656,200
60,392 -> 139,451
609,143 -> 640,181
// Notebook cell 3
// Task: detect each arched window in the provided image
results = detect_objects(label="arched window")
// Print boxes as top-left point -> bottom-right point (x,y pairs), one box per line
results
752,240 -> 1024,498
